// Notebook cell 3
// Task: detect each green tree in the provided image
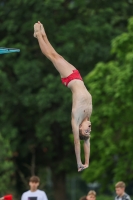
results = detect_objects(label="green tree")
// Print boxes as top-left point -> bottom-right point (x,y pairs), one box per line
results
0,133 -> 14,194
0,0 -> 133,199
83,17 -> 133,192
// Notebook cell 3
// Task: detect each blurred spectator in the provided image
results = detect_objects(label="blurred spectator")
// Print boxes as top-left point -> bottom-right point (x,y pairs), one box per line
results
21,176 -> 48,200
115,181 -> 131,200
0,194 -> 12,200
0,195 -> 12,200
86,190 -> 96,200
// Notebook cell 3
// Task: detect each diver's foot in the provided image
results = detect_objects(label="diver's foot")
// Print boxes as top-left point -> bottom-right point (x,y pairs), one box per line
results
33,23 -> 41,38
38,21 -> 46,37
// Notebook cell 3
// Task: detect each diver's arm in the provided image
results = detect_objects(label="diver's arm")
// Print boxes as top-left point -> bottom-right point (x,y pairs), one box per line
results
71,117 -> 85,171
83,138 -> 90,168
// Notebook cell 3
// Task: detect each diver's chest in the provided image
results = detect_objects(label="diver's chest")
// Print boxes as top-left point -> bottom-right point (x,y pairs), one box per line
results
73,103 -> 92,123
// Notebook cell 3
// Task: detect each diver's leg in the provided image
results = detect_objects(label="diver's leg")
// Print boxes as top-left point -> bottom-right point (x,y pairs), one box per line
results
34,22 -> 76,78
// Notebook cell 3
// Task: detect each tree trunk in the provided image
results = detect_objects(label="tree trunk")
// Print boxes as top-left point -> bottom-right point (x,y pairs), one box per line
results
52,172 -> 67,200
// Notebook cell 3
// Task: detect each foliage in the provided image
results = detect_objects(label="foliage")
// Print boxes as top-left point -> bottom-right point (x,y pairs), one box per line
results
0,133 -> 14,194
83,17 -> 133,192
97,195 -> 113,200
0,0 -> 133,199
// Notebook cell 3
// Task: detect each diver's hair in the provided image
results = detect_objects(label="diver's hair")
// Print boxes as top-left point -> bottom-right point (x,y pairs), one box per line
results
115,181 -> 126,188
79,134 -> 89,140
79,129 -> 90,141
87,190 -> 96,196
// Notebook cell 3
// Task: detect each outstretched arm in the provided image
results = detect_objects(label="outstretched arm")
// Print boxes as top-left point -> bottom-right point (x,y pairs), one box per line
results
71,117 -> 85,172
83,138 -> 90,168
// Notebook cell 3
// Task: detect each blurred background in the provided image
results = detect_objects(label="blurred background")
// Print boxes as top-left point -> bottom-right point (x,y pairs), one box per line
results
0,0 -> 133,200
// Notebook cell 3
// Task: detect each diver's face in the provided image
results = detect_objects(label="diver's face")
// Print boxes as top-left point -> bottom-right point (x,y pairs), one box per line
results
80,120 -> 91,137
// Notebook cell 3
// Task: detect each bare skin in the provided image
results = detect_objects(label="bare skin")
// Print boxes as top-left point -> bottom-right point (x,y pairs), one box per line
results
29,181 -> 39,192
34,22 -> 92,172
115,187 -> 125,197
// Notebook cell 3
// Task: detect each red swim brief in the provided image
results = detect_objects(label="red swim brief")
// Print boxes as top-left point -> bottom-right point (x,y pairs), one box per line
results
61,70 -> 83,86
